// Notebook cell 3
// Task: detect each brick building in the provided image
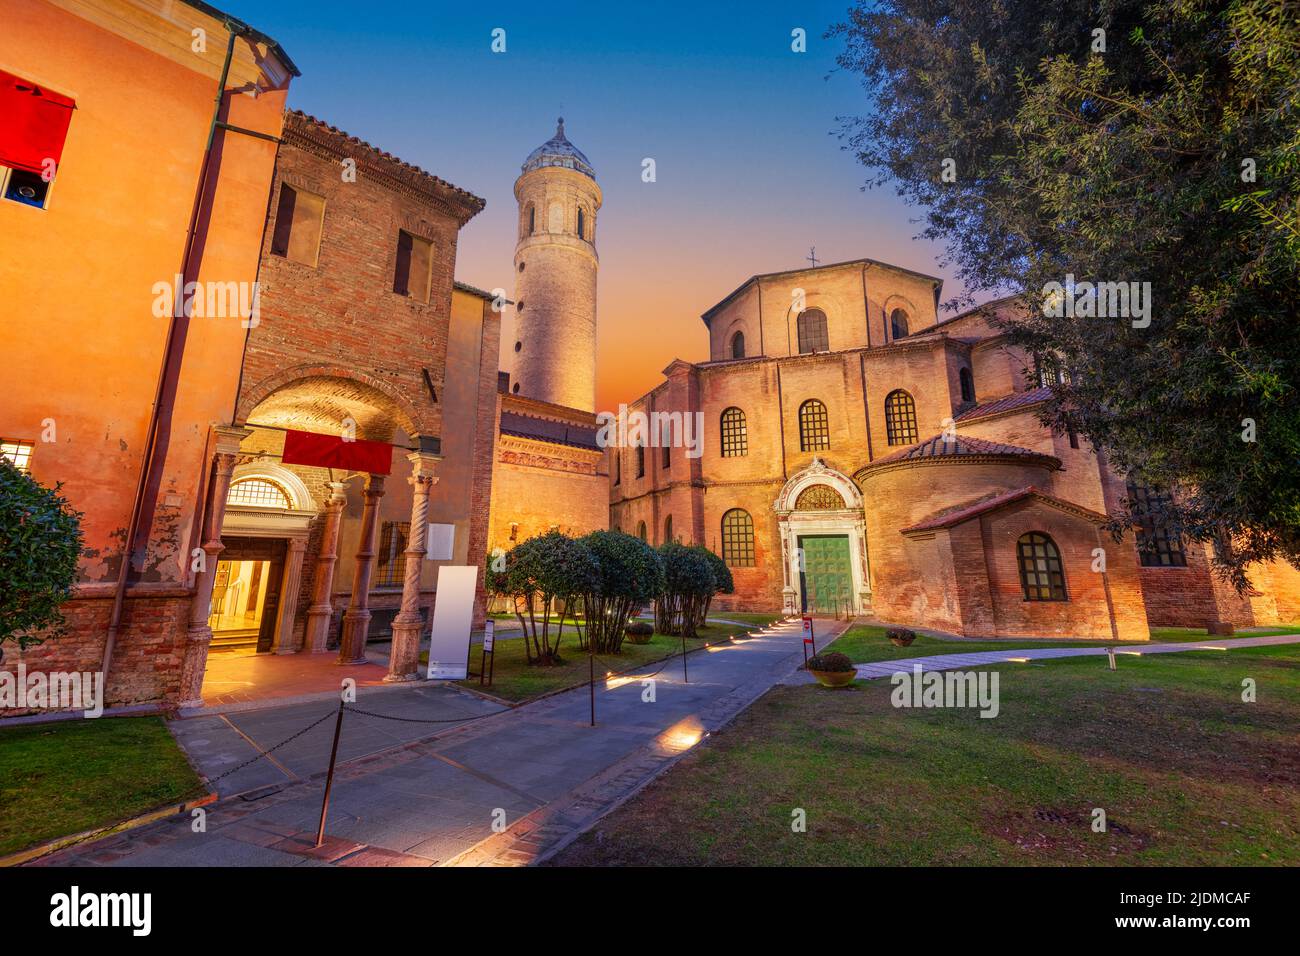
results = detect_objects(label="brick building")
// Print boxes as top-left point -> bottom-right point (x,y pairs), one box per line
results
608,262 -> 1300,640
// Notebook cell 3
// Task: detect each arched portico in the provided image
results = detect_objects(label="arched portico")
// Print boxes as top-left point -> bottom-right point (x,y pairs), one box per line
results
774,457 -> 872,616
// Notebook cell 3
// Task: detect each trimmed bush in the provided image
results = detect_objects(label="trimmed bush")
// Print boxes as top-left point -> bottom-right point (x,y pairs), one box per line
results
624,620 -> 654,644
654,542 -> 716,638
579,530 -> 664,655
0,459 -> 83,660
807,651 -> 854,673
495,531 -> 599,665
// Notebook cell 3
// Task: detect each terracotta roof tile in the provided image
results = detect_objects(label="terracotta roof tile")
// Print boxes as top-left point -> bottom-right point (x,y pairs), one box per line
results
955,386 -> 1052,422
867,433 -> 1054,468
902,485 -> 1110,535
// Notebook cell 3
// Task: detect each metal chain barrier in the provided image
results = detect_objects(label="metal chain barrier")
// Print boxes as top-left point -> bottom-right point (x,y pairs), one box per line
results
206,708 -> 338,785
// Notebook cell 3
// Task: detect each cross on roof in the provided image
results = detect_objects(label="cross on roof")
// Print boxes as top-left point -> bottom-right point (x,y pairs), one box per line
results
807,246 -> 820,268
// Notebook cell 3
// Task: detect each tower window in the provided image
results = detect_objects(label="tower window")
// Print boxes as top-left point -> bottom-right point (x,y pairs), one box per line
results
890,308 -> 910,340
512,383 -> 520,394
664,515 -> 673,543
517,301 -> 524,312
1017,532 -> 1068,601
636,445 -> 645,478
721,509 -> 755,567
514,341 -> 522,352
884,389 -> 918,445
797,309 -> 829,354
518,261 -> 525,272
731,331 -> 745,359
959,366 -> 975,403
798,399 -> 830,451
637,520 -> 647,542
662,443 -> 670,469
393,230 -> 433,303
720,407 -> 748,457
270,183 -> 325,267
577,207 -> 586,240
613,451 -> 621,485
526,203 -> 535,235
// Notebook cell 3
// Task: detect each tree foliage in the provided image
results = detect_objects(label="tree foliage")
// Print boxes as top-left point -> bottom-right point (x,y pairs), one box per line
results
0,459 -> 84,655
578,530 -> 663,654
495,531 -> 598,665
834,0 -> 1300,585
654,543 -> 718,638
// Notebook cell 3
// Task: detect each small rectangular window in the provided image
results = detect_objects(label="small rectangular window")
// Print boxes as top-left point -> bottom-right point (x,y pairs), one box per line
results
375,521 -> 410,588
2,167 -> 52,209
270,183 -> 325,266
394,230 -> 432,303
1,439 -> 35,473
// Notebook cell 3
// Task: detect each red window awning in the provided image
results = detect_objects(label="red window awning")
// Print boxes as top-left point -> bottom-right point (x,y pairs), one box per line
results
0,70 -> 75,175
281,429 -> 393,475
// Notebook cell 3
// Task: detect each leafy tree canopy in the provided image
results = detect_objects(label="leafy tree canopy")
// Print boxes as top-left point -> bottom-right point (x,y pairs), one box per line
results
834,0 -> 1300,585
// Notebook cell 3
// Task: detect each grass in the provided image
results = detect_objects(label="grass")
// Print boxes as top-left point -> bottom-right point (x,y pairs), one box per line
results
824,623 -> 1300,665
435,628 -> 714,702
704,611 -> 785,629
552,642 -> 1300,866
0,716 -> 205,857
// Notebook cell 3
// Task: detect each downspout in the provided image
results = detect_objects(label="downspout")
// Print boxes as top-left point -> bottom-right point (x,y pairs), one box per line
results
102,24 -> 241,684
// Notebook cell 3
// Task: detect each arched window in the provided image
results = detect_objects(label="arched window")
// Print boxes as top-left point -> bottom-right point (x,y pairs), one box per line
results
721,509 -> 755,567
884,389 -> 918,445
613,450 -> 621,485
959,366 -> 975,403
637,520 -> 647,542
720,407 -> 748,457
228,478 -> 291,509
1126,482 -> 1187,567
797,309 -> 829,354
731,331 -> 745,359
636,444 -> 645,478
890,308 -> 910,340
577,207 -> 586,240
1017,532 -> 1068,601
525,203 -> 535,236
794,484 -> 845,510
798,399 -> 830,451
664,515 -> 673,543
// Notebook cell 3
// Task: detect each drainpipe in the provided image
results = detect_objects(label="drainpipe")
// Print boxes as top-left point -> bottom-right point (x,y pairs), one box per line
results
101,23 -> 243,685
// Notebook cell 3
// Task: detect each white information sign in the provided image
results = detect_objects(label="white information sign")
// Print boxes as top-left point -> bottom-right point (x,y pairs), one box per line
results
425,565 -> 477,680
426,523 -> 456,561
482,619 -> 495,652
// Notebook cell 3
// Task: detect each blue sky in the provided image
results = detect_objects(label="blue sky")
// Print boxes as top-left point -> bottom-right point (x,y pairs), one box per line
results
227,0 -> 960,406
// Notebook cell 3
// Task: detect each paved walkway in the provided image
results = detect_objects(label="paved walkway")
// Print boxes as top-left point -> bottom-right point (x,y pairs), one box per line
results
783,633 -> 1300,684
36,617 -> 844,868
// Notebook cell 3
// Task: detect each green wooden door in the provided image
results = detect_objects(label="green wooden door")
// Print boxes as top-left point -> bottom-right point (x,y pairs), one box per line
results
799,535 -> 852,614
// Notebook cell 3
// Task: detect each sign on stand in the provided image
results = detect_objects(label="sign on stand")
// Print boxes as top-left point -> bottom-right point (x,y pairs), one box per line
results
801,614 -> 816,664
478,619 -> 496,686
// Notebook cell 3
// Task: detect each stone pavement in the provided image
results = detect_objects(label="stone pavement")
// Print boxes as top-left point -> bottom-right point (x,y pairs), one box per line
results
35,617 -> 844,867
782,632 -> 1300,685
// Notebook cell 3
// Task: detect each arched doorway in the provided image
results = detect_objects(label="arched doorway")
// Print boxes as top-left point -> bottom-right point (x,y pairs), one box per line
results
774,457 -> 872,616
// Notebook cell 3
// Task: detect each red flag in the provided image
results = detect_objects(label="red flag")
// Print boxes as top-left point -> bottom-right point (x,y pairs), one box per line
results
0,71 -> 75,175
281,429 -> 393,475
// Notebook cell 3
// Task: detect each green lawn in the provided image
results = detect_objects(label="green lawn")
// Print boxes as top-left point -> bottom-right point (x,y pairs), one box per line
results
824,623 -> 1300,665
0,716 -> 205,857
704,611 -> 786,629
438,629 -> 711,702
552,642 -> 1300,866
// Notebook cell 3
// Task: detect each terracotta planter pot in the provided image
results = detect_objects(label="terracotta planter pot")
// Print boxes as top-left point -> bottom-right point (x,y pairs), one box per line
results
810,668 -> 856,688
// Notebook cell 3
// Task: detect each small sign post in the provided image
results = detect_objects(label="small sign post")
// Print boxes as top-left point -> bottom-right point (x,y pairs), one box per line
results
801,614 -> 816,665
479,619 -> 495,687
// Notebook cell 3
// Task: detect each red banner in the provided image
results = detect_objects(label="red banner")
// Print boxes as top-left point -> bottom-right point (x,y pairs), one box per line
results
0,70 -> 75,175
281,429 -> 393,475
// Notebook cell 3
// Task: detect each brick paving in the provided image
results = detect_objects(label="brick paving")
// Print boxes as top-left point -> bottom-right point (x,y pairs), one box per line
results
34,618 -> 844,868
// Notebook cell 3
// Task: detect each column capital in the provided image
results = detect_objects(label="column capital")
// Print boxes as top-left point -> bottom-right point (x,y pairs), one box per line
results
406,450 -> 442,480
211,424 -> 254,457
324,480 -> 347,504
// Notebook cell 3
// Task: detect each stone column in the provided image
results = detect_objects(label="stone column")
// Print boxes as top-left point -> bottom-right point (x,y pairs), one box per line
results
386,452 -> 440,681
337,474 -> 385,664
179,424 -> 252,709
304,481 -> 346,652
271,537 -> 307,654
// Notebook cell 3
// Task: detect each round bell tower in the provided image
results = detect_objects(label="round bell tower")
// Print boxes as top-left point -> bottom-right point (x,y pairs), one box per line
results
511,118 -> 601,412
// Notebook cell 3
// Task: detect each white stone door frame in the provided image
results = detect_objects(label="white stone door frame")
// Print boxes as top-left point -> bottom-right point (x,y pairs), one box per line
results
774,457 -> 872,616
217,462 -> 318,653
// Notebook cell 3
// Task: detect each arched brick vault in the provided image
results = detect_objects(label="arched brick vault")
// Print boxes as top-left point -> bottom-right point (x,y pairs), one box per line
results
237,364 -> 428,442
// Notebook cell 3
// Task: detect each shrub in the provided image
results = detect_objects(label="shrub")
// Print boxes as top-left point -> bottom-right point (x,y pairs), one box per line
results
499,531 -> 599,665
691,546 -> 733,629
886,627 -> 917,646
807,651 -> 854,673
579,530 -> 664,654
0,458 -> 83,659
654,542 -> 717,638
625,621 -> 653,636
